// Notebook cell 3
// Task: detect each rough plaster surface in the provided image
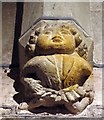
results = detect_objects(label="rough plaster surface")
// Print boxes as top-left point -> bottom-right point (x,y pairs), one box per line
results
1,2 -> 103,119
21,2 -> 43,35
43,2 -> 91,35
2,2 -> 16,65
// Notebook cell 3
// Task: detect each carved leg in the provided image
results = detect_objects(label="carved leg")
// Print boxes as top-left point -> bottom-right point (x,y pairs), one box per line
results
63,84 -> 79,92
28,97 -> 58,110
65,97 -> 90,114
62,84 -> 81,102
64,75 -> 94,114
28,98 -> 45,110
18,98 -> 45,110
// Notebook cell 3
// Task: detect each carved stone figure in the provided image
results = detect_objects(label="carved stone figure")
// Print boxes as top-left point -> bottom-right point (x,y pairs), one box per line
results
19,20 -> 94,114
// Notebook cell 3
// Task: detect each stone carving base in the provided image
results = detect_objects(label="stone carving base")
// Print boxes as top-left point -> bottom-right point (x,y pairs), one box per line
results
18,75 -> 94,114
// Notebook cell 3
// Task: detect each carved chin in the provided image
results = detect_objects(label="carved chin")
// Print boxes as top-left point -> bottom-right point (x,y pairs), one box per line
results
36,46 -> 75,55
36,42 -> 75,55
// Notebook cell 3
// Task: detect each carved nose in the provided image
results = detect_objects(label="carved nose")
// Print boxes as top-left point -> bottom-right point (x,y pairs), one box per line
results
52,36 -> 63,42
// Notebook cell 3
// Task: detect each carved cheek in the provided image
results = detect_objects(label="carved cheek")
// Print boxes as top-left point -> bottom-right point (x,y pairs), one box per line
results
64,35 -> 76,50
37,35 -> 52,49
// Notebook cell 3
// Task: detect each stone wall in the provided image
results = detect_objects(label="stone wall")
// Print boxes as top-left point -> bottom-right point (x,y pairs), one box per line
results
2,2 -> 16,65
1,2 -> 103,119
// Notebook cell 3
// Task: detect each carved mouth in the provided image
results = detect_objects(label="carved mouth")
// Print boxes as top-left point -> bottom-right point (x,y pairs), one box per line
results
52,36 -> 63,43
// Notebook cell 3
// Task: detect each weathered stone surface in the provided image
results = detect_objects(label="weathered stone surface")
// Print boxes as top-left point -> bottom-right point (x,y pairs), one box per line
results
0,108 -> 11,115
19,19 -> 94,115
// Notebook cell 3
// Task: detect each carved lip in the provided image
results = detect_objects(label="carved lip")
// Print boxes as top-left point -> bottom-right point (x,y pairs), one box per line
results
52,36 -> 63,42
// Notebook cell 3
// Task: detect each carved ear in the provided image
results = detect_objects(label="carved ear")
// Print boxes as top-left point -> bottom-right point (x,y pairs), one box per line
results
29,35 -> 38,44
74,33 -> 82,48
25,43 -> 36,57
69,27 -> 82,47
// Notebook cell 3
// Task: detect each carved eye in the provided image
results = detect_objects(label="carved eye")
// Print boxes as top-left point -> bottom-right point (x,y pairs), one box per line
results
70,28 -> 77,35
44,31 -> 52,34
60,29 -> 70,34
35,30 -> 40,36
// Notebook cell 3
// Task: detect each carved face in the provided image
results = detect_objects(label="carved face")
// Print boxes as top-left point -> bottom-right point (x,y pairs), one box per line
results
36,26 -> 76,54
25,24 -> 83,56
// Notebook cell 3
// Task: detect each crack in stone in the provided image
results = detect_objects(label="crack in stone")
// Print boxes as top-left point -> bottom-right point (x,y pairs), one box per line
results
53,55 -> 62,89
64,57 -> 74,87
46,56 -> 55,66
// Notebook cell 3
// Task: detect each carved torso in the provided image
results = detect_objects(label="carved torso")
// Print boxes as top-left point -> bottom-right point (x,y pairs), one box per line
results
23,53 -> 92,91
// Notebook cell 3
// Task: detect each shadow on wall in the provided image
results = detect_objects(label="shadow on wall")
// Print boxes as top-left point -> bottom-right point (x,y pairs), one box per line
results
7,2 -> 24,92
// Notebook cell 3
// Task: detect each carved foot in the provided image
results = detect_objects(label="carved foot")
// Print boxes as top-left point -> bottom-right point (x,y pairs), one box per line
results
65,97 -> 90,114
18,102 -> 29,110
